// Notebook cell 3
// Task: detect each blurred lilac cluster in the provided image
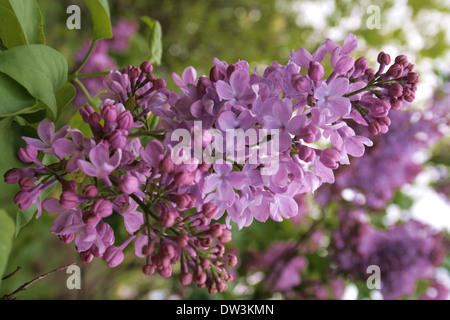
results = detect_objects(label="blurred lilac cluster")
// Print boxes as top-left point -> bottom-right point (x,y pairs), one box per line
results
316,109 -> 443,209
332,210 -> 448,299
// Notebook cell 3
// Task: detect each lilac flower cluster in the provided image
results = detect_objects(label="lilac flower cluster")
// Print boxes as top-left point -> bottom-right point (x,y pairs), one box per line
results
5,62 -> 236,294
158,33 -> 417,228
332,210 -> 447,299
4,33 -> 418,293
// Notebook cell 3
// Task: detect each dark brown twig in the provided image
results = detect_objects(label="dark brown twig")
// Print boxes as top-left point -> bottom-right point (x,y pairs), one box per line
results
1,266 -> 22,281
2,262 -> 76,300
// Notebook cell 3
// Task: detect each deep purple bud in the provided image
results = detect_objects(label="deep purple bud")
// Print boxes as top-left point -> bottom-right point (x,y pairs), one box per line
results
4,168 -> 21,184
368,121 -> 382,135
227,254 -> 238,267
101,105 -> 117,123
308,61 -> 324,81
158,265 -> 173,278
14,190 -> 31,209
388,82 -> 403,98
117,110 -> 134,130
159,156 -> 175,173
202,202 -> 219,219
82,210 -> 99,226
59,234 -> 74,244
390,97 -> 403,110
180,272 -> 193,286
152,78 -> 166,90
173,171 -> 194,187
174,194 -> 194,209
377,51 -> 391,65
226,64 -> 239,79
388,63 -> 404,78
395,55 -> 409,67
80,251 -> 94,263
319,148 -> 340,169
291,73 -> 310,92
88,112 -> 102,125
210,65 -> 224,82
128,66 -> 140,79
198,161 -> 212,172
114,194 -> 129,207
378,116 -> 391,127
297,145 -> 315,162
140,61 -> 153,74
19,177 -> 34,191
176,233 -> 189,247
353,57 -> 370,77
60,191 -> 79,210
18,145 -> 38,163
197,76 -> 213,96
407,72 -> 419,84
103,246 -> 125,268
209,223 -> 224,238
364,68 -> 375,81
92,199 -> 113,218
300,125 -> 319,143
403,87 -> 415,102
62,180 -> 77,192
118,175 -> 139,195
82,184 -> 98,198
160,208 -> 177,228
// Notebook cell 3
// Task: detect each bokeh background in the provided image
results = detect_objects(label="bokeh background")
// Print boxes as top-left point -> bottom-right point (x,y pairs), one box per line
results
1,0 -> 450,300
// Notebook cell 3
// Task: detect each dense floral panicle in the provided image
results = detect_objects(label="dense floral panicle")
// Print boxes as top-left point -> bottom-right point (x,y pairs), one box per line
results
332,210 -> 447,300
4,33 -> 419,294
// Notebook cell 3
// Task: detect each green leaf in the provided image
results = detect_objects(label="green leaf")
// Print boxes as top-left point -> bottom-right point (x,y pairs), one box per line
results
0,117 -> 29,169
0,209 -> 15,285
55,82 -> 77,129
141,16 -> 163,65
84,0 -> 113,41
0,0 -> 45,45
16,205 -> 36,238
0,5 -> 27,48
0,72 -> 37,117
0,44 -> 68,118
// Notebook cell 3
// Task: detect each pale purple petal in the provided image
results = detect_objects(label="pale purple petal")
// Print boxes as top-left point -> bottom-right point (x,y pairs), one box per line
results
77,159 -> 98,177
43,198 -> 63,213
216,81 -> 235,100
53,138 -> 76,158
89,144 -> 110,168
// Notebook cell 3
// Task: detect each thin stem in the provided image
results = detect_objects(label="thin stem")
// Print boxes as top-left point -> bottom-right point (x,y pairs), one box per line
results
73,71 -> 110,79
2,263 -> 76,300
1,266 -> 22,281
71,40 -> 97,75
73,78 -> 95,106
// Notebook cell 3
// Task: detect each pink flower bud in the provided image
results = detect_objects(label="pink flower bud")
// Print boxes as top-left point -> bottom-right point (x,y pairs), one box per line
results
128,66 -> 140,79
4,168 -> 21,184
80,251 -> 94,263
142,243 -> 154,256
143,264 -> 156,275
174,194 -> 195,209
158,265 -> 172,278
153,78 -> 166,90
368,121 -> 382,135
82,184 -> 98,198
60,191 -> 79,210
118,175 -> 139,195
19,177 -> 35,191
176,233 -> 189,247
387,63 -> 403,78
407,72 -> 419,84
390,97 -> 403,110
117,110 -> 134,130
388,82 -> 403,98
159,156 -> 175,173
82,210 -> 99,226
140,61 -> 153,74
395,55 -> 409,67
227,254 -> 238,267
101,105 -> 117,123
308,61 -> 324,81
14,190 -> 32,209
173,171 -> 194,187
209,223 -> 224,238
92,199 -> 113,218
18,145 -> 38,163
319,148 -> 341,169
103,246 -> 125,268
297,145 -> 315,162
197,76 -> 213,96
377,51 -> 391,65
179,272 -> 193,286
202,202 -> 219,219
160,208 -> 177,228
58,234 -> 74,244
300,125 -> 319,143
218,229 -> 232,243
